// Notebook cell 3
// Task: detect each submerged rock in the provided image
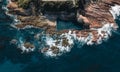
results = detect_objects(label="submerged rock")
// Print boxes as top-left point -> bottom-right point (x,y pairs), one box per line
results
51,46 -> 59,54
10,39 -> 18,44
41,47 -> 49,53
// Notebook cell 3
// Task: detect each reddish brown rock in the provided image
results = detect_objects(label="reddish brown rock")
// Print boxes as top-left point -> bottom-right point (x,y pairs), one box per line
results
24,42 -> 35,49
51,46 -> 59,54
7,1 -> 18,9
10,0 -> 120,45
91,30 -> 99,42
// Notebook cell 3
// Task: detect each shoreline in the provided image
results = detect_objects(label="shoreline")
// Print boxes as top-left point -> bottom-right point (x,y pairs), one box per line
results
6,0 -> 120,56
10,0 -> 120,35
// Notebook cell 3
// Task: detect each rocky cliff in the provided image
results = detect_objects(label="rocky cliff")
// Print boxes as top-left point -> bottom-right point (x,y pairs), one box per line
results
9,0 -> 120,29
5,0 -> 120,56
7,0 -> 120,32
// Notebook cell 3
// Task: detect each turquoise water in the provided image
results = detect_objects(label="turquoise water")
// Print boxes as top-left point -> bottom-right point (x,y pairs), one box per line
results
57,19 -> 82,30
1,0 -> 120,72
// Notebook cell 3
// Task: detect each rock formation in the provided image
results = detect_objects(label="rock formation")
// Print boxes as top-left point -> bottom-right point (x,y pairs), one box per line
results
5,0 -> 120,56
0,0 -> 14,22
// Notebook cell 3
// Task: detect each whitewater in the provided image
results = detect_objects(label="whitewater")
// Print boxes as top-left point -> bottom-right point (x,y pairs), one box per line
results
2,0 -> 120,57
38,4 -> 120,57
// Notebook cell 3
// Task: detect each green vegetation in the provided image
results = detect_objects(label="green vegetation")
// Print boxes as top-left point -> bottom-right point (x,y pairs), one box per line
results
17,0 -> 32,9
40,1 -> 75,12
16,0 -> 76,11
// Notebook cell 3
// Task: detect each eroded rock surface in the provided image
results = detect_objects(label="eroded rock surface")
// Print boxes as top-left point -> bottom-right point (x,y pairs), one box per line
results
7,0 -> 120,56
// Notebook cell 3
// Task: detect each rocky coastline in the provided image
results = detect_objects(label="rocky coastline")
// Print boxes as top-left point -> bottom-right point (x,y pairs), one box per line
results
8,0 -> 120,36
5,0 -> 120,56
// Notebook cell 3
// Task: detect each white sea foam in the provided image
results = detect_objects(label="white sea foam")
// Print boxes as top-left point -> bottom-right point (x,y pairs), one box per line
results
43,30 -> 91,56
43,32 -> 74,57
14,4 -> 120,57
43,22 -> 115,57
109,4 -> 120,19
11,25 -> 34,30
18,38 -> 35,53
14,22 -> 115,57
91,23 -> 113,44
17,5 -> 119,57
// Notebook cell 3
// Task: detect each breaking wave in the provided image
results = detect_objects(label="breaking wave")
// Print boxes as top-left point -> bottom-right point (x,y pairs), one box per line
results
42,23 -> 114,57
109,4 -> 120,19
11,4 -> 120,57
18,37 -> 35,53
40,4 -> 120,57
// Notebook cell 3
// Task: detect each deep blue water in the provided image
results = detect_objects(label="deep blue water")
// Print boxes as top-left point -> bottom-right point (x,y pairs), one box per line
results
1,0 -> 120,72
0,19 -> 120,72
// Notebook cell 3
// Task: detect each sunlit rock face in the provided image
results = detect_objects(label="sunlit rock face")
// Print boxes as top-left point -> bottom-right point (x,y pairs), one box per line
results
38,0 -> 120,57
40,23 -> 115,57
6,0 -> 120,57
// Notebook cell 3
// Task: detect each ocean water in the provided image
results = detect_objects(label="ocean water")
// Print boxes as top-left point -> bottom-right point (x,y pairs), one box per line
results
1,1 -> 120,72
0,18 -> 120,72
1,22 -> 120,72
57,19 -> 82,30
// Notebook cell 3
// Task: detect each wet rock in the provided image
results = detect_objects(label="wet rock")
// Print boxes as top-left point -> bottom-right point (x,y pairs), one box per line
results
15,16 -> 57,30
85,0 -> 119,29
24,42 -> 35,49
91,30 -> 99,43
89,19 -> 102,28
51,46 -> 59,54
13,8 -> 31,16
62,38 -> 69,47
77,15 -> 90,29
9,0 -> 120,47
